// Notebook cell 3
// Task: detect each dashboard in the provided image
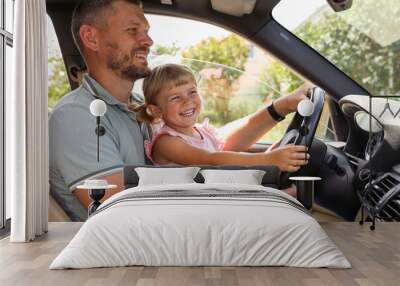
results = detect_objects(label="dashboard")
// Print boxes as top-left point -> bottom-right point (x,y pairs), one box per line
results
339,94 -> 400,176
365,131 -> 384,160
307,95 -> 400,220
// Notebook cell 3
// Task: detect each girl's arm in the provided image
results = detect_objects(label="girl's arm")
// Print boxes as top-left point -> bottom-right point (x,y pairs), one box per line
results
223,84 -> 311,152
153,135 -> 308,172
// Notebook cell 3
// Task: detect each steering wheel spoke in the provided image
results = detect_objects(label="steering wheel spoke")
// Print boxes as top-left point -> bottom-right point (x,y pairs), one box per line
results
279,87 -> 326,187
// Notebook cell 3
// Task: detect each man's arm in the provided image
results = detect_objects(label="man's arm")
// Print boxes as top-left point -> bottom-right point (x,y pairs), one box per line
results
223,84 -> 311,151
50,103 -> 128,212
73,170 -> 124,209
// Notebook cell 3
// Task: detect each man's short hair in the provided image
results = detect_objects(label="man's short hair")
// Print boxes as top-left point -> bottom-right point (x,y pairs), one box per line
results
71,0 -> 142,55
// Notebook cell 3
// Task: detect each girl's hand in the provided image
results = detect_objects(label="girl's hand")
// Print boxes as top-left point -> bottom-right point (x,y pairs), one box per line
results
266,144 -> 309,172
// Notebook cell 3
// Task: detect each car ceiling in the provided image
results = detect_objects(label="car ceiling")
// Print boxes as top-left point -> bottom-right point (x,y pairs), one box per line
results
46,0 -> 368,100
46,0 -> 279,36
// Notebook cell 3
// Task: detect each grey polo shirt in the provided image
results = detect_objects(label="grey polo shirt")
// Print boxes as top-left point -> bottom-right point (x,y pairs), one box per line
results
49,75 -> 150,221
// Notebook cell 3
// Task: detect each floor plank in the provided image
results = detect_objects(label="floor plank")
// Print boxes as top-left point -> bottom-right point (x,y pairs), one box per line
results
0,222 -> 399,286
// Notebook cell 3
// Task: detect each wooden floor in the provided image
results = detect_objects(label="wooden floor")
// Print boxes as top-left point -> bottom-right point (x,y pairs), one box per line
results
0,222 -> 399,286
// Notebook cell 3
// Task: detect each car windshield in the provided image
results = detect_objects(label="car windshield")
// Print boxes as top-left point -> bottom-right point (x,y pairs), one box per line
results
273,0 -> 400,97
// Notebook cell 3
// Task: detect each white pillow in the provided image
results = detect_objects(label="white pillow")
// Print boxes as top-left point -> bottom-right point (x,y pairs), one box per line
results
200,169 -> 266,185
135,167 -> 200,186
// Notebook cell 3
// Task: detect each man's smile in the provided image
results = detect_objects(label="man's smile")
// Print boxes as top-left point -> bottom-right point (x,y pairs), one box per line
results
133,49 -> 149,63
134,51 -> 148,60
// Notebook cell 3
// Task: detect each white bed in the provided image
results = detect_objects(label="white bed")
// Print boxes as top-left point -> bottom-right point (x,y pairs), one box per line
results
50,183 -> 350,269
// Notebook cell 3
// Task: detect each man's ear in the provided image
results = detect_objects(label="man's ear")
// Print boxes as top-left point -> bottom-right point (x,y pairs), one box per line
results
79,24 -> 99,52
146,104 -> 162,121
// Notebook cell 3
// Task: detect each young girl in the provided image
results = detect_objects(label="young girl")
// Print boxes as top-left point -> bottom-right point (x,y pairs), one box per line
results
135,64 -> 309,172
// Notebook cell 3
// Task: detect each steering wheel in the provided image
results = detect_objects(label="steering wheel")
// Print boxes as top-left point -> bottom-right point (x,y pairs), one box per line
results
278,87 -> 325,187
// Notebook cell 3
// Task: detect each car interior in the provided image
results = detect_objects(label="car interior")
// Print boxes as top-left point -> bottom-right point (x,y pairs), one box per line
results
2,0 -> 400,284
45,0 -> 400,225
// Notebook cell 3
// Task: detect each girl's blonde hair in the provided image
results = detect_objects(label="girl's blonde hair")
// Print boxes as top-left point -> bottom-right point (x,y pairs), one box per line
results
131,64 -> 196,123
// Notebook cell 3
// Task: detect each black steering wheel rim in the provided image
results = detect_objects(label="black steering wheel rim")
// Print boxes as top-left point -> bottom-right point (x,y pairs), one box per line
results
279,87 -> 325,187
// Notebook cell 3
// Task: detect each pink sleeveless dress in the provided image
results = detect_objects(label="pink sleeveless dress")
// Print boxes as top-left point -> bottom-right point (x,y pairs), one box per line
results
144,119 -> 224,164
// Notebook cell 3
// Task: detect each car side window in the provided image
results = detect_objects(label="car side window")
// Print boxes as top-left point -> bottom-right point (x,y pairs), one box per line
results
47,15 -> 71,109
140,14 -> 337,144
315,103 -> 336,141
47,13 -> 337,144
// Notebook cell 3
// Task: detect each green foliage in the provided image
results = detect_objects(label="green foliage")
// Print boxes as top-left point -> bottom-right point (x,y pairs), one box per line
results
152,43 -> 180,56
228,96 -> 262,122
260,0 -> 400,98
295,2 -> 400,95
48,56 -> 70,108
258,61 -> 304,101
182,34 -> 249,84
182,34 -> 250,126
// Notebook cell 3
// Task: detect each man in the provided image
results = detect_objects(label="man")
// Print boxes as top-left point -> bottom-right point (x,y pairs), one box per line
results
50,0 -> 309,221
50,0 -> 153,221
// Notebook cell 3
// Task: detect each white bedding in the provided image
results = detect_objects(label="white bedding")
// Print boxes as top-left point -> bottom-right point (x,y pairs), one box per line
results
50,183 -> 350,269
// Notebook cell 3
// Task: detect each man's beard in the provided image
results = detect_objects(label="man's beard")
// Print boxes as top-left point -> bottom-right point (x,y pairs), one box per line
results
106,46 -> 151,81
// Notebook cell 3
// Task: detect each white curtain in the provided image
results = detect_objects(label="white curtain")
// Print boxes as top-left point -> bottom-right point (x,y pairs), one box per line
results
6,0 -> 49,242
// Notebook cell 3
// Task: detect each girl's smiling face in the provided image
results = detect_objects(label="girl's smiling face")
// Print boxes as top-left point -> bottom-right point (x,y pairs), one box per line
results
154,79 -> 202,134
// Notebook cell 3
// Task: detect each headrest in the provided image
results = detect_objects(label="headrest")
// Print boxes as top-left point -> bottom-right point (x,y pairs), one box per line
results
123,165 -> 281,189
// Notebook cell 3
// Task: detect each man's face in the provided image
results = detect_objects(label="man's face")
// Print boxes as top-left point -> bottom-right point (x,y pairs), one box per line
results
97,1 -> 153,81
